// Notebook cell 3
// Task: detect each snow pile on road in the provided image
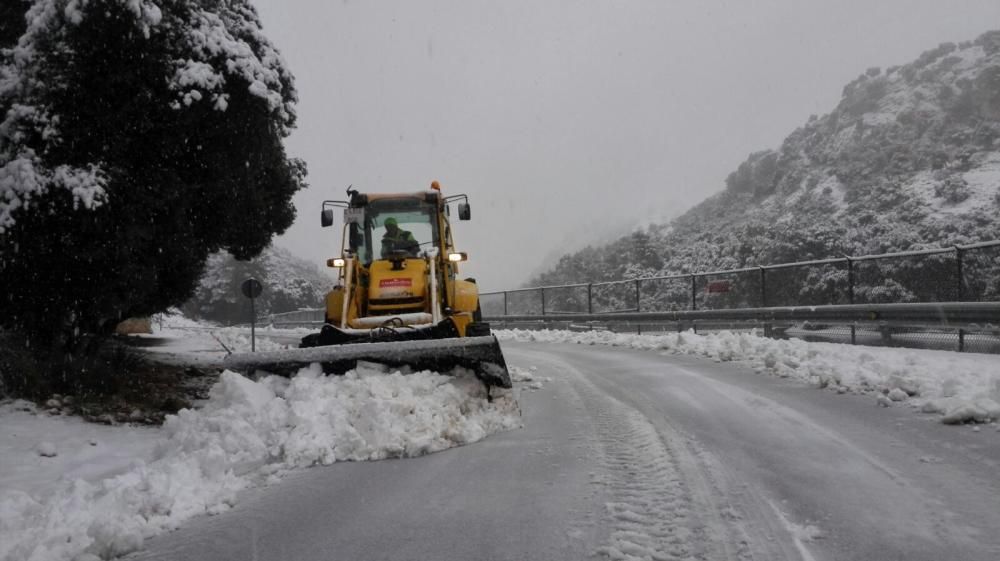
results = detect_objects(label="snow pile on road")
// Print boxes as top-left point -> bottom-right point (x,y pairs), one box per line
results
509,365 -> 550,391
0,366 -> 520,561
497,329 -> 1000,424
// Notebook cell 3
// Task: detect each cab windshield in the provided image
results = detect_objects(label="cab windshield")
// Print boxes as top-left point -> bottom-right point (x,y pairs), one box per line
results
348,198 -> 439,264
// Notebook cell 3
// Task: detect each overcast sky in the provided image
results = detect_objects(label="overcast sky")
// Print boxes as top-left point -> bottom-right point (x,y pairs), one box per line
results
255,0 -> 1000,291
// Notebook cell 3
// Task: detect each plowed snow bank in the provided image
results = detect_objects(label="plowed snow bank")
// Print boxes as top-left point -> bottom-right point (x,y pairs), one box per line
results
0,365 -> 520,561
497,329 -> 1000,424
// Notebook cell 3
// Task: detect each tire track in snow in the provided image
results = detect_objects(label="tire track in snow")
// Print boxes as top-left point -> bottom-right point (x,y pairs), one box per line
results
510,345 -> 801,561
590,405 -> 703,560
543,363 -> 753,561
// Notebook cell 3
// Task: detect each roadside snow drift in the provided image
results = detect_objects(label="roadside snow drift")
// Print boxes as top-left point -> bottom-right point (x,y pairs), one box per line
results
497,329 -> 1000,424
0,365 -> 520,561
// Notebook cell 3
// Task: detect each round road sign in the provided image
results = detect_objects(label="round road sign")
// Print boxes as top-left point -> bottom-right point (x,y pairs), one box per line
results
241,278 -> 263,299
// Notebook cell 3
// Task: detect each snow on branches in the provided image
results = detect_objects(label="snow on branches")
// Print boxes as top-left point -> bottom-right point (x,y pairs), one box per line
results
0,0 -> 297,232
64,0 -> 163,29
175,4 -> 296,121
0,152 -> 108,233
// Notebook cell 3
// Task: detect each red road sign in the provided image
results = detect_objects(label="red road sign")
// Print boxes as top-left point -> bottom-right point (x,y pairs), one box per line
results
706,279 -> 731,294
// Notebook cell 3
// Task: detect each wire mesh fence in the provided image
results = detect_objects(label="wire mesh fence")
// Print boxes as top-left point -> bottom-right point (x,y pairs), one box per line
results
591,282 -> 639,313
506,289 -> 544,316
480,291 -> 508,318
543,285 -> 590,314
486,243 -> 1000,312
764,261 -> 851,307
637,276 -> 691,311
483,241 -> 1000,355
852,253 -> 958,303
963,243 -> 1000,301
694,269 -> 763,310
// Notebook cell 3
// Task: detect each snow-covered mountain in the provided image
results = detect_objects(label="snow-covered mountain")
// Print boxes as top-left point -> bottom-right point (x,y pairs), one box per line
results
532,31 -> 1000,296
183,246 -> 332,323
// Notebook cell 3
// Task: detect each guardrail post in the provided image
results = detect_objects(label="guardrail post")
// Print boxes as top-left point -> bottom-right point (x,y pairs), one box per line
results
955,246 -> 964,300
956,246 -> 965,351
635,279 -> 641,313
503,291 -> 508,316
879,324 -> 892,346
587,283 -> 593,314
846,257 -> 855,304
540,287 -> 546,315
690,275 -> 697,311
845,257 -> 856,345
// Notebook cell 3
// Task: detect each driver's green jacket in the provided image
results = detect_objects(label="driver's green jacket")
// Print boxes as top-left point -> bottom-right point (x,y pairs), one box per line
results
381,229 -> 418,255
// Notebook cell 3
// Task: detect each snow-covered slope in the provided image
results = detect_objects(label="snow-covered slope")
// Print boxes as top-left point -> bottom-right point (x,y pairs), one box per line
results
533,30 -> 1000,296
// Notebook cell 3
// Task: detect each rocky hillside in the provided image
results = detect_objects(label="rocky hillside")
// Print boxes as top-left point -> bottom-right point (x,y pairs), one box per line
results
531,30 -> 1000,309
183,246 -> 332,324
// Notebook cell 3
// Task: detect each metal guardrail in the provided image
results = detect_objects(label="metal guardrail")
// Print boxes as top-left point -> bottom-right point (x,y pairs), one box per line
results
264,308 -> 323,329
485,302 -> 1000,353
269,303 -> 1000,325
487,302 -> 1000,325
267,302 -> 1000,353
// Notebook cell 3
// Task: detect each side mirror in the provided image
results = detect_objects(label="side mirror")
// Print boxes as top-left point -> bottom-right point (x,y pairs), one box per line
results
458,202 -> 471,220
321,209 -> 334,227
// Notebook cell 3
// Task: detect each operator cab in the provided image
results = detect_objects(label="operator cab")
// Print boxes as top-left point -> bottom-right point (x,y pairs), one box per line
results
346,195 -> 441,266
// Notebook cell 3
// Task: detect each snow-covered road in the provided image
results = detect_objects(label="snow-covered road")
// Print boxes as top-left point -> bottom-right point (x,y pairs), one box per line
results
129,340 -> 1000,561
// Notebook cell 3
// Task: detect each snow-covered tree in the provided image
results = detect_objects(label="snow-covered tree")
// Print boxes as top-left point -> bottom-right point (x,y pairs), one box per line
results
183,245 -> 333,324
0,0 -> 305,391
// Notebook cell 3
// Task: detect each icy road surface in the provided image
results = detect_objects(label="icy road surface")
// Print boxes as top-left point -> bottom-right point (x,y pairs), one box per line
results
132,341 -> 1000,561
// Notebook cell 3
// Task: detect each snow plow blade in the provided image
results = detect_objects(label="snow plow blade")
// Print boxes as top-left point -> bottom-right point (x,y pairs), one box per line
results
222,335 -> 511,389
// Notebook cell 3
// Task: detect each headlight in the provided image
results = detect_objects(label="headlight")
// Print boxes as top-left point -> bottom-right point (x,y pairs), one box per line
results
327,257 -> 347,268
447,252 -> 467,262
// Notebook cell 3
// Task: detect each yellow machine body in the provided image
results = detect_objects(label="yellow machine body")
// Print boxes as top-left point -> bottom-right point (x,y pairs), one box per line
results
367,259 -> 428,308
324,187 -> 481,336
224,183 -> 510,390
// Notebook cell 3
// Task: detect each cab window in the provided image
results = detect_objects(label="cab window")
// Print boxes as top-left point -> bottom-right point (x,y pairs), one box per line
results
348,199 -> 439,264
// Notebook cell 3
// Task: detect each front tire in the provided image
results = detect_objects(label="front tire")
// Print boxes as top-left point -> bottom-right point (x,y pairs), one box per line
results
467,321 -> 491,337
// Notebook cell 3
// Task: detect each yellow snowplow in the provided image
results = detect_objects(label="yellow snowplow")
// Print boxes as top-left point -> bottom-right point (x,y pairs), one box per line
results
224,182 -> 511,391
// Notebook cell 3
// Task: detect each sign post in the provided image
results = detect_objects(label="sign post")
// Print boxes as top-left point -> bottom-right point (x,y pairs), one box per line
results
241,278 -> 263,352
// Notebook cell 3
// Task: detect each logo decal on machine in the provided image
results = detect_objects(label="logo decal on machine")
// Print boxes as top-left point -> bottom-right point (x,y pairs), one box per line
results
380,278 -> 413,289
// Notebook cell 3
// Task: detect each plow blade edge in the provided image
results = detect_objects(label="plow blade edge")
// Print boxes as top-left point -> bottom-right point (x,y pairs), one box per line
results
222,335 -> 512,389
